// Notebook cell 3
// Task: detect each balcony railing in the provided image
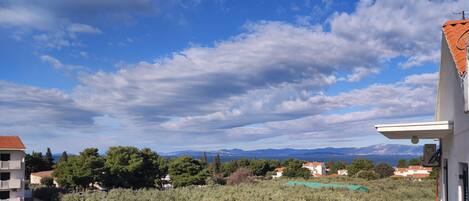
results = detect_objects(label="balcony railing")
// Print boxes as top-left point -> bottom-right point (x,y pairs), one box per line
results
0,179 -> 21,189
0,161 -> 21,170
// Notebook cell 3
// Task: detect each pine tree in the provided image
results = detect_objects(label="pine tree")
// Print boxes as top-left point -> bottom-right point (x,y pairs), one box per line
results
45,147 -> 54,170
59,151 -> 68,163
213,154 -> 221,174
200,152 -> 208,168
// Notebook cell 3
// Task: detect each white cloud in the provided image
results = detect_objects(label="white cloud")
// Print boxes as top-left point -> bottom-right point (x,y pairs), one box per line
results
40,54 -> 85,72
0,6 -> 54,30
67,23 -> 101,34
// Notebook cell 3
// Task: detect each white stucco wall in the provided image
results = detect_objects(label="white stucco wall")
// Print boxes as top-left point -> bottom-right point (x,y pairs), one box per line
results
0,150 -> 25,200
436,36 -> 469,201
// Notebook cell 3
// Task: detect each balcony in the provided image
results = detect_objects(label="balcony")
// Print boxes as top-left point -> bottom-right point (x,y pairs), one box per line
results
0,179 -> 21,189
0,161 -> 21,170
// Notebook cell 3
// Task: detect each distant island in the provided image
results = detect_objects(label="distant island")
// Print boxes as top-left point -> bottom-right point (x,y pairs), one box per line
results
162,144 -> 422,166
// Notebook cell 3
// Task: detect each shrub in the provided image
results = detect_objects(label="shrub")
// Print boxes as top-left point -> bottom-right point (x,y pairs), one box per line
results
347,159 -> 374,177
32,186 -> 60,201
206,173 -> 226,185
227,167 -> 254,185
61,177 -> 437,201
282,160 -> 310,179
356,170 -> 379,180
40,177 -> 55,187
373,163 -> 395,178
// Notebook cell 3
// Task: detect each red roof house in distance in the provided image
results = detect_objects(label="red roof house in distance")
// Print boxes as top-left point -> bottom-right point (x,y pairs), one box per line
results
302,162 -> 326,177
0,136 -> 26,200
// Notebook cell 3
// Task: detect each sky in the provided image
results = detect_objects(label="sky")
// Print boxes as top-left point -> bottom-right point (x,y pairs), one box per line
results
0,0 -> 465,153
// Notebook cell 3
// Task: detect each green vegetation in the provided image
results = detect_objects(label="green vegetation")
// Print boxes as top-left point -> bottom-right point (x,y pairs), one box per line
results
169,156 -> 208,188
61,177 -> 436,201
44,147 -> 434,201
373,163 -> 395,178
283,160 -> 310,179
25,148 -> 55,179
346,159 -> 374,177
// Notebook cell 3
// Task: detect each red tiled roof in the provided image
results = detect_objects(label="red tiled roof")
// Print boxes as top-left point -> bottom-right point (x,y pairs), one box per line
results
31,170 -> 54,178
0,136 -> 25,149
303,162 -> 324,167
274,167 -> 285,172
442,19 -> 469,76
408,166 -> 432,171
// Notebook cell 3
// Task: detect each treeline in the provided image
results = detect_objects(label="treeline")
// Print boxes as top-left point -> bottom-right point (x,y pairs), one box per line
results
27,147 -> 433,192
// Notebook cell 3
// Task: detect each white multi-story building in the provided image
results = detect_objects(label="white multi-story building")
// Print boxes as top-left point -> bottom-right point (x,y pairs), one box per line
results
0,136 -> 25,201
302,162 -> 326,177
376,18 -> 469,201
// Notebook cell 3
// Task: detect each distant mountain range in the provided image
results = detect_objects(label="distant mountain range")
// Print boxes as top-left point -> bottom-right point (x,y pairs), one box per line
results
163,144 -> 422,157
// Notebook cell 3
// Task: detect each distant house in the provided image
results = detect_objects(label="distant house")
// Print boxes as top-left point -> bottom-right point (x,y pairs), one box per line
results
30,170 -> 58,187
393,166 -> 432,181
302,162 -> 326,177
0,136 -> 26,201
337,169 -> 348,176
393,166 -> 432,179
272,167 -> 285,179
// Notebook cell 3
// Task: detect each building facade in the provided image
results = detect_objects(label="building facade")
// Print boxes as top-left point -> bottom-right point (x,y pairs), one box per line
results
393,166 -> 432,180
272,167 -> 285,179
376,19 -> 469,201
302,162 -> 326,177
0,136 -> 26,201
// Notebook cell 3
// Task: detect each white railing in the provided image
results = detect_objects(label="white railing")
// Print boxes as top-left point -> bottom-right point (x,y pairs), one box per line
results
0,161 -> 22,170
0,179 -> 21,189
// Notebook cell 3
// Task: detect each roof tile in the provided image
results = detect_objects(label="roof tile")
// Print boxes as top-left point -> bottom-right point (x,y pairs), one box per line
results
442,19 -> 469,76
0,136 -> 26,149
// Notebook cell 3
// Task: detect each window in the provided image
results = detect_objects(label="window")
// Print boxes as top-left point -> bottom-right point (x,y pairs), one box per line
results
0,172 -> 10,181
0,191 -> 9,199
445,159 -> 449,201
0,153 -> 10,161
460,163 -> 468,201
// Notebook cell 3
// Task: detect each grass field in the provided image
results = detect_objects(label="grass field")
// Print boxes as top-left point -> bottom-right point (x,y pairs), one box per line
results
61,177 -> 436,201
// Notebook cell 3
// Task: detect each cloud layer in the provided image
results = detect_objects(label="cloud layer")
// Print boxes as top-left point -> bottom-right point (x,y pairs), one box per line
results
0,0 -> 461,152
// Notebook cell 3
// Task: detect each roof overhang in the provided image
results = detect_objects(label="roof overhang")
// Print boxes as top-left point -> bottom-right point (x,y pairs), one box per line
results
375,121 -> 453,139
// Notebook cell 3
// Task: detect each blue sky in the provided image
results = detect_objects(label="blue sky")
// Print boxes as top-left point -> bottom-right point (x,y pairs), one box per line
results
0,0 -> 464,153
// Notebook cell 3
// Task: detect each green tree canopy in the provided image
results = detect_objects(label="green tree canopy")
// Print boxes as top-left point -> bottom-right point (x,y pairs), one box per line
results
249,160 -> 272,176
169,156 -> 208,188
373,163 -> 395,178
212,154 -> 222,174
397,159 -> 407,168
347,159 -> 374,177
45,148 -> 54,170
53,148 -> 105,190
408,158 -> 421,166
25,152 -> 49,179
103,146 -> 167,189
282,159 -> 310,179
59,151 -> 69,163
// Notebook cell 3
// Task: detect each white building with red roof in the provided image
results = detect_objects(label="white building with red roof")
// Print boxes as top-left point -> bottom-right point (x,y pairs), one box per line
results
302,162 -> 326,177
0,136 -> 26,201
272,167 -> 285,179
376,18 -> 469,201
393,166 -> 432,179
